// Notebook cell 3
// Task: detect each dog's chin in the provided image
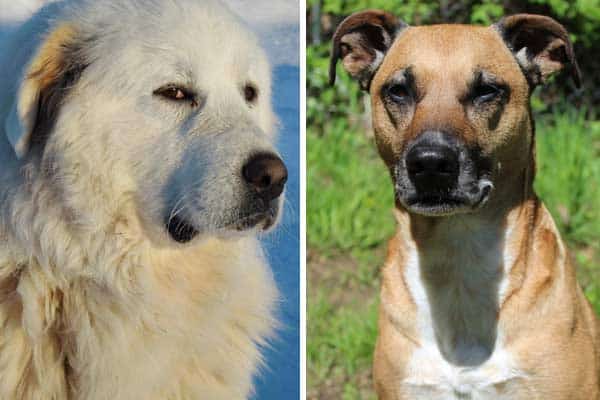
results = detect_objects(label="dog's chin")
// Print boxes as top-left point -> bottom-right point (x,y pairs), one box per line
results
399,181 -> 493,217
165,205 -> 280,244
229,199 -> 282,233
403,196 -> 472,216
229,209 -> 278,232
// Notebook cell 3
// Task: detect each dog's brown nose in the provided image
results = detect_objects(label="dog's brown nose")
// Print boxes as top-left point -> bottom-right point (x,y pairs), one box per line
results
243,153 -> 288,201
406,144 -> 459,192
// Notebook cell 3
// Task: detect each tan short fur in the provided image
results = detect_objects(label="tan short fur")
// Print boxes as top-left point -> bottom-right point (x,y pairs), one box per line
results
331,11 -> 599,400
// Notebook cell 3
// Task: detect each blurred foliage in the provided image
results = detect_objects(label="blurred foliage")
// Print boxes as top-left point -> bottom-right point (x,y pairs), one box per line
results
535,110 -> 600,247
307,44 -> 363,137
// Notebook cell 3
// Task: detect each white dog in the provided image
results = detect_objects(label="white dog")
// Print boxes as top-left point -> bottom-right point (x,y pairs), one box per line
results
0,0 -> 288,399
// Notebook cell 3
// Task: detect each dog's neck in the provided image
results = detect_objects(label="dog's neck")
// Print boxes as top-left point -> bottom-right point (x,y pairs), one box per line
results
395,167 -> 538,366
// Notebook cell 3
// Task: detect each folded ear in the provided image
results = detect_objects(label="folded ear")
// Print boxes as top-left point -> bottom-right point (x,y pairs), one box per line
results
494,14 -> 581,88
329,10 -> 406,90
4,23 -> 87,159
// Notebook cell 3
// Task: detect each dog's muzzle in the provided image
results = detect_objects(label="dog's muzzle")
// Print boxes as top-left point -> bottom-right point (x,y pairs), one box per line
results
237,152 -> 288,231
396,131 -> 493,216
166,152 -> 287,244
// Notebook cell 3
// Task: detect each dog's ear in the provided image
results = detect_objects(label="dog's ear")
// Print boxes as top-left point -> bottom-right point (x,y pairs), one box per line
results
4,24 -> 88,159
495,14 -> 581,88
329,10 -> 407,90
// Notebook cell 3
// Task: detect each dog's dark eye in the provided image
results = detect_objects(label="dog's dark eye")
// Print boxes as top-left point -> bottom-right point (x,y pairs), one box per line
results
154,85 -> 198,106
244,84 -> 258,104
387,83 -> 411,103
473,83 -> 502,105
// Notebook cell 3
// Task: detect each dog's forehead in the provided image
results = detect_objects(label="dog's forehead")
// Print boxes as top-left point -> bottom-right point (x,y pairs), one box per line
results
77,0 -> 270,80
142,15 -> 263,66
374,24 -> 525,88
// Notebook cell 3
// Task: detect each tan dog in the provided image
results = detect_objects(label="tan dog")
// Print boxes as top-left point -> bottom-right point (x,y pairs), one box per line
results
330,10 -> 599,399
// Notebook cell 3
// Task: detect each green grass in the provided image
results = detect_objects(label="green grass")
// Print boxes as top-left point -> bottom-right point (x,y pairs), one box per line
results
535,109 -> 600,304
535,110 -> 600,244
307,117 -> 390,398
307,107 -> 600,399
307,121 -> 395,256
308,295 -> 378,381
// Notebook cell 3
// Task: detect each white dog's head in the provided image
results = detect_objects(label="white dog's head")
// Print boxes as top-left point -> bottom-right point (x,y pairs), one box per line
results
3,0 -> 287,244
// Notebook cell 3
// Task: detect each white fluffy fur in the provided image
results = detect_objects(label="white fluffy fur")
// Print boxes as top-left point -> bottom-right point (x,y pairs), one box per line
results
0,1 -> 282,399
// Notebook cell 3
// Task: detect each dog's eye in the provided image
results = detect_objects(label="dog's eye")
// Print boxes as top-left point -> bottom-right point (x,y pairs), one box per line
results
154,85 -> 198,106
244,84 -> 258,104
473,83 -> 502,105
387,83 -> 411,103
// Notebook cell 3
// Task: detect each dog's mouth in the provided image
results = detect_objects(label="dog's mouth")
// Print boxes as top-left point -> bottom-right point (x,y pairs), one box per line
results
395,131 -> 495,217
230,209 -> 278,231
166,215 -> 199,243
229,199 -> 280,231
165,204 -> 280,244
400,180 -> 493,217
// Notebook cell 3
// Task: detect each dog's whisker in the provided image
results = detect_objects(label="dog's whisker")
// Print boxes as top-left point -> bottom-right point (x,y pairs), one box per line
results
168,193 -> 188,224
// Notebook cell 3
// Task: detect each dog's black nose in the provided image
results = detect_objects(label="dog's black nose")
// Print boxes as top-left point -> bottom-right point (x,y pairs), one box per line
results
406,143 -> 459,192
243,153 -> 288,201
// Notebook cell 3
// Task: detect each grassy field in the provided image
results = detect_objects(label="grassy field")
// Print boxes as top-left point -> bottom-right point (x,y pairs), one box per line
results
307,100 -> 600,398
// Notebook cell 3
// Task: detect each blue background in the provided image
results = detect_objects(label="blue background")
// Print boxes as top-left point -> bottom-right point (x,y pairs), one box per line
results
253,65 -> 300,400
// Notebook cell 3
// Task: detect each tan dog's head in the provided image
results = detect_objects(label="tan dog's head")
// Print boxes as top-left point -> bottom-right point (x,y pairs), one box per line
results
330,12 -> 580,216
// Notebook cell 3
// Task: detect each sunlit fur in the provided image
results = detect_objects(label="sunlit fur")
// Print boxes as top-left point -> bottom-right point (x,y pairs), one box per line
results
0,0 -> 282,399
331,10 -> 599,400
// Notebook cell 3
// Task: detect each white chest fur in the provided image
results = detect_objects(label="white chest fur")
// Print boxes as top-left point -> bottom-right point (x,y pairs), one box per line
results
403,342 -> 527,399
400,225 -> 529,399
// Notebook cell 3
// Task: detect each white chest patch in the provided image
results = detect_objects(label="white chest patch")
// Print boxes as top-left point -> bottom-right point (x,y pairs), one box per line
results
403,343 -> 528,399
399,229 -> 530,399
